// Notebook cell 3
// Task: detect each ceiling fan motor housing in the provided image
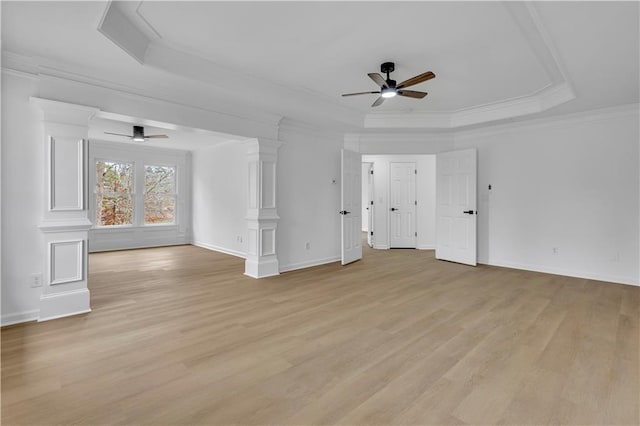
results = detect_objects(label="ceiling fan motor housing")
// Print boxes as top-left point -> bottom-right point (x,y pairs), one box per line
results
381,62 -> 395,74
133,126 -> 145,139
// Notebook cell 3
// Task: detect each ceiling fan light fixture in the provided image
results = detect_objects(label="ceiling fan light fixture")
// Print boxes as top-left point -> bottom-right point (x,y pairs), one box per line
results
381,88 -> 397,98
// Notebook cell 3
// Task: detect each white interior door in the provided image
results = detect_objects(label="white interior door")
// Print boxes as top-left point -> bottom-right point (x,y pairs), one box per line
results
389,162 -> 417,248
341,149 -> 362,265
436,149 -> 477,266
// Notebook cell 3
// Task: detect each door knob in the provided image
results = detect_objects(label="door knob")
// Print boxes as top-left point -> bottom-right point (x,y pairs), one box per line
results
390,207 -> 398,211
463,210 -> 475,215
339,210 -> 351,215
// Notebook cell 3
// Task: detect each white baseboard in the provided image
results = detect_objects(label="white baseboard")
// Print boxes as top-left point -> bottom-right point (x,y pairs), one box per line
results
1,309 -> 39,327
39,289 -> 92,322
418,245 -> 435,250
279,256 -> 341,273
373,244 -> 390,250
478,258 -> 639,287
191,240 -> 247,259
90,240 -> 189,252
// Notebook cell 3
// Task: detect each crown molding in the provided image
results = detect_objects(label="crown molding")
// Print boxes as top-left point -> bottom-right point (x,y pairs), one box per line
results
454,103 -> 639,141
364,81 -> 576,131
348,103 -> 638,153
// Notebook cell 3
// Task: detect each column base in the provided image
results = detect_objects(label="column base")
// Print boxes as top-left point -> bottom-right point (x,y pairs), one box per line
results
244,258 -> 280,279
39,289 -> 91,322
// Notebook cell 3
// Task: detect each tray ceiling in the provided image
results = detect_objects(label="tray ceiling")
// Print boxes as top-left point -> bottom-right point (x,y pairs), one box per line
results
2,1 -> 638,130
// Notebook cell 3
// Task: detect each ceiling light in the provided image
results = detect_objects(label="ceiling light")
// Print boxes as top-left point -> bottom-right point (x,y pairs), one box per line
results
381,88 -> 397,98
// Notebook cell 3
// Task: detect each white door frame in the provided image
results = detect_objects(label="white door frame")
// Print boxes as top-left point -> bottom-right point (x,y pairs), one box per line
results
364,162 -> 374,248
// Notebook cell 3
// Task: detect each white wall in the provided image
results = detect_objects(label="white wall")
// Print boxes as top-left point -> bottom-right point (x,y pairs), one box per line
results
1,71 -> 45,324
277,124 -> 343,272
89,141 -> 191,252
362,154 -> 436,250
191,141 -> 248,258
454,107 -> 639,285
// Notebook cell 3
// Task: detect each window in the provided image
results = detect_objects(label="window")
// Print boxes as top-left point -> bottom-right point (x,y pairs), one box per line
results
144,165 -> 176,224
94,160 -> 179,227
95,161 -> 134,226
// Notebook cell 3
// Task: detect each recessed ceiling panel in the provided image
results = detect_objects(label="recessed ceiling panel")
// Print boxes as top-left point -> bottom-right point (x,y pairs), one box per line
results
138,1 -> 551,112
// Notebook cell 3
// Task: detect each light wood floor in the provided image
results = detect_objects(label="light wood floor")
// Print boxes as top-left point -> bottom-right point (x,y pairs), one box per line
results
2,244 -> 639,425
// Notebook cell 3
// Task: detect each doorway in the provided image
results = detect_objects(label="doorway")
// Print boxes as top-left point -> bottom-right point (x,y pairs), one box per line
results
389,162 -> 417,248
361,154 -> 437,251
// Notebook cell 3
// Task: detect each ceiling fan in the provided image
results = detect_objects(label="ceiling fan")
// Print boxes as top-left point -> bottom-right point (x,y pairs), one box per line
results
342,62 -> 435,107
104,125 -> 168,142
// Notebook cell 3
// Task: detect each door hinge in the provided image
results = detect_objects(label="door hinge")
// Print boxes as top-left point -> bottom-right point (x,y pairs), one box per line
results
370,200 -> 374,205
415,169 -> 417,174
414,200 -> 417,205
415,232 -> 417,237
370,170 -> 374,175
370,231 -> 373,236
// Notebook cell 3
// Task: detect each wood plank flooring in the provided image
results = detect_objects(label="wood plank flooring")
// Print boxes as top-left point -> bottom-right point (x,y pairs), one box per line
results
2,244 -> 639,425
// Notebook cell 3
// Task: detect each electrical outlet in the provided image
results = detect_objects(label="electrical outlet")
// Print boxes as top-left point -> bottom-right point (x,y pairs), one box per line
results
29,273 -> 43,288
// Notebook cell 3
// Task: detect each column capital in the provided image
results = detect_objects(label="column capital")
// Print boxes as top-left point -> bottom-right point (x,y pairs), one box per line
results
245,137 -> 284,155
30,97 -> 99,125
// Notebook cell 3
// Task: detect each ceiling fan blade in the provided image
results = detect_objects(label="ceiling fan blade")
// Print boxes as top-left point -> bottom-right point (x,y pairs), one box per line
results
104,132 -> 133,137
368,73 -> 388,88
397,90 -> 428,99
371,96 -> 385,107
145,135 -> 169,139
397,71 -> 435,89
342,91 -> 380,97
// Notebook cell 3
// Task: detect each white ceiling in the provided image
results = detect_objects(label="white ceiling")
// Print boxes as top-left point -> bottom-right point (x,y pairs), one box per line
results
2,1 -> 638,131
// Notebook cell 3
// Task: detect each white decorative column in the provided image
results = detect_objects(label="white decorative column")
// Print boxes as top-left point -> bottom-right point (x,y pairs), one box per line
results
32,98 -> 98,321
245,138 -> 282,278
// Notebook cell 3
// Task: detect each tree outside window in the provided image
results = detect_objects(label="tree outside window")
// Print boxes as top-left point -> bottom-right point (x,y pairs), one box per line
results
95,161 -> 134,226
144,165 -> 176,224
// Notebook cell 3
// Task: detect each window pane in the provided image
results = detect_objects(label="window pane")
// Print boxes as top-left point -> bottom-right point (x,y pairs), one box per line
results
145,165 -> 175,195
144,195 -> 175,224
96,161 -> 133,194
145,165 -> 176,224
95,161 -> 134,226
96,194 -> 133,226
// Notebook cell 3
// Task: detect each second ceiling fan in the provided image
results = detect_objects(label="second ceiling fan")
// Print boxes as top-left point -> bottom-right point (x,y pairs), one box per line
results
104,125 -> 168,142
342,62 -> 435,107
